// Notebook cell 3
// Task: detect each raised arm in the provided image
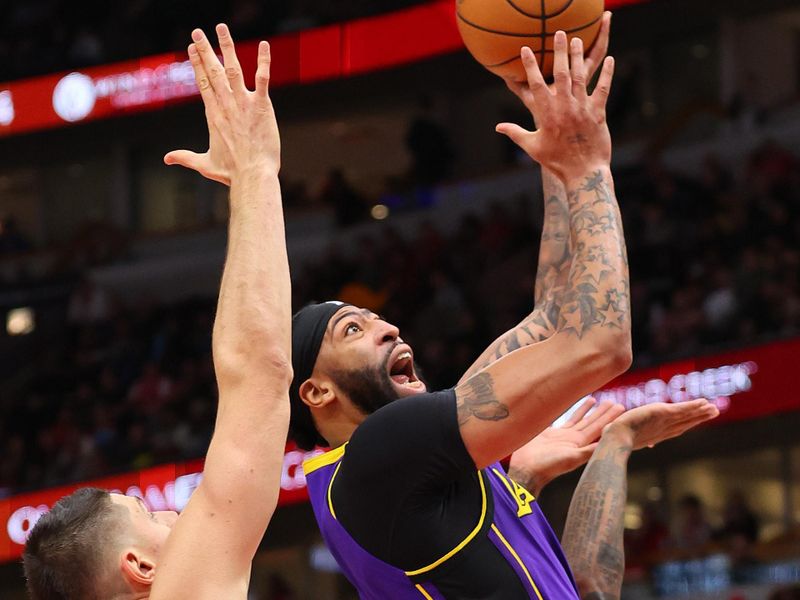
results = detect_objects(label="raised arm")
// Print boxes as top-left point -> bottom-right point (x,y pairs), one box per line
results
459,12 -> 610,383
562,400 -> 719,599
456,33 -> 631,470
459,170 -> 572,381
151,25 -> 291,599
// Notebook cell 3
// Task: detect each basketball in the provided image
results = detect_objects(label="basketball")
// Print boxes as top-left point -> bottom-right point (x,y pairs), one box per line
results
456,0 -> 605,81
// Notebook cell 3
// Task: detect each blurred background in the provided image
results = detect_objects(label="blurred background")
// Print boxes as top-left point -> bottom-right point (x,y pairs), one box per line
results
1,0 -> 799,598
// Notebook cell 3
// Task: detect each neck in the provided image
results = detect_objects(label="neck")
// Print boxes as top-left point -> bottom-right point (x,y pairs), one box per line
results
319,422 -> 358,450
315,408 -> 363,450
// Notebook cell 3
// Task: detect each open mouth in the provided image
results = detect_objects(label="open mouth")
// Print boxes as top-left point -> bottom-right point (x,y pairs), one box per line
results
388,348 -> 423,389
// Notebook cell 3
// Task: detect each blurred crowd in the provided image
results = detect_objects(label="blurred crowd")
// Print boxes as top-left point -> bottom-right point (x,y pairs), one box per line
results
621,141 -> 800,363
625,491 -> 800,597
296,139 -> 800,376
0,293 -> 218,495
626,492 -> 762,575
1,139 -> 798,498
0,0 -> 427,81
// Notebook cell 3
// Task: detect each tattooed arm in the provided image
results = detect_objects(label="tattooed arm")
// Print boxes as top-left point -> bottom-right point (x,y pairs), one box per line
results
458,12 -> 611,382
562,425 -> 631,600
455,167 -> 631,468
562,401 -> 719,599
459,169 -> 572,382
454,34 -> 631,469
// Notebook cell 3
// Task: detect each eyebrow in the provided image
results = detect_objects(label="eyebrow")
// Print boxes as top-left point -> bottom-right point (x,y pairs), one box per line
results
329,308 -> 373,338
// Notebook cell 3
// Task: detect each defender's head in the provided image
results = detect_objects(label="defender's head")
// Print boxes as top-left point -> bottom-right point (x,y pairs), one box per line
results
23,488 -> 178,600
289,302 -> 426,450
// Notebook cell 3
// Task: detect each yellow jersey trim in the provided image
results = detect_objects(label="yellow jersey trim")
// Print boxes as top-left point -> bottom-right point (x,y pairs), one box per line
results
415,584 -> 434,599
490,523 -> 544,600
491,467 -> 516,497
404,470 -> 488,577
302,443 -> 347,475
491,468 -> 534,518
327,461 -> 344,519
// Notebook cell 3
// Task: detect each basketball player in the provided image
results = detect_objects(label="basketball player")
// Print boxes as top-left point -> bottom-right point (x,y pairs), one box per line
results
290,24 -> 718,599
23,25 -> 292,600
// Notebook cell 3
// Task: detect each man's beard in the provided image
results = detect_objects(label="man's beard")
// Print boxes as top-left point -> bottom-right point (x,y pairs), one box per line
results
330,349 -> 425,416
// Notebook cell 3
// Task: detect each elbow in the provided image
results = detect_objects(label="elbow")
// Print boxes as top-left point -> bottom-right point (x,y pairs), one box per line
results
609,337 -> 633,375
573,575 -> 607,600
258,350 -> 294,386
571,565 -> 623,600
215,346 -> 293,389
593,330 -> 633,378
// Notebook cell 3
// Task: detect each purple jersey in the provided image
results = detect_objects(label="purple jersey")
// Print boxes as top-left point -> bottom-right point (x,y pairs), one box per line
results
304,445 -> 579,599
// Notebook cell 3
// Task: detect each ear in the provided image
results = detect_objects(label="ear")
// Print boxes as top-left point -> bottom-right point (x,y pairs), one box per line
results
299,378 -> 337,410
119,549 -> 157,588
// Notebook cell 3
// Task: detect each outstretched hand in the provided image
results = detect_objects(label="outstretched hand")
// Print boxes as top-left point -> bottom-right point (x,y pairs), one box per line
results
605,399 -> 720,450
164,24 -> 280,185
509,398 -> 625,495
496,27 -> 614,181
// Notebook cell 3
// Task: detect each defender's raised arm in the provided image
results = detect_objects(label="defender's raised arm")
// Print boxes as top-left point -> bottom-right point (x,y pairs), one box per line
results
22,25 -> 292,600
153,26 -> 291,599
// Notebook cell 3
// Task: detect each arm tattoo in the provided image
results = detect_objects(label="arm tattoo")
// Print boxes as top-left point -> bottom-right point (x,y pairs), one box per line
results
455,372 -> 509,426
464,169 -> 628,379
460,169 -> 573,379
506,466 -> 544,498
562,436 -> 631,599
558,170 -> 630,339
533,169 -> 574,317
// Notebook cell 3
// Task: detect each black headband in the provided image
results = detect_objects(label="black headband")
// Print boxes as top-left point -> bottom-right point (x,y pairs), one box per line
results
290,301 -> 352,405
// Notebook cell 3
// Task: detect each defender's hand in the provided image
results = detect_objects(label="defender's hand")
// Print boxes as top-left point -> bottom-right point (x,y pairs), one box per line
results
509,398 -> 625,495
164,24 -> 280,185
604,399 -> 720,451
496,31 -> 614,181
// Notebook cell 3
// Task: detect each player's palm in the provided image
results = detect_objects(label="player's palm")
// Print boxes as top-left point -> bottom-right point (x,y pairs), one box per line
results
612,400 -> 719,450
510,398 -> 624,491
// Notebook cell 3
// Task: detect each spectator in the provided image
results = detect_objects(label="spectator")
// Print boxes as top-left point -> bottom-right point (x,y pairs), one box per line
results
404,95 -> 455,187
128,361 -> 174,413
716,491 -> 760,544
320,168 -> 369,227
626,502 -> 670,569
673,495 -> 712,552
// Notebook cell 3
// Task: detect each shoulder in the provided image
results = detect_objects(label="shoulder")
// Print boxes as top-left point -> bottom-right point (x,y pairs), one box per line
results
340,388 -> 470,483
349,389 -> 458,447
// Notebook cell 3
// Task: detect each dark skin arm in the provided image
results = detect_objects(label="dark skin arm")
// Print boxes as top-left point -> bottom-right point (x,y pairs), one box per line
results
459,12 -> 611,383
455,34 -> 631,469
458,173 -> 571,378
506,398 -> 624,496
460,16 -> 619,494
562,400 -> 719,599
562,427 -> 631,600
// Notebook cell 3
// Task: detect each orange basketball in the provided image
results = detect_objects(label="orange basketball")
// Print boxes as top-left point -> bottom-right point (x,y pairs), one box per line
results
456,0 -> 604,81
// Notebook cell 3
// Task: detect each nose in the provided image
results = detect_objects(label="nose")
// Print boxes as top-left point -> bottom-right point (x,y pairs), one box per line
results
373,319 -> 400,345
